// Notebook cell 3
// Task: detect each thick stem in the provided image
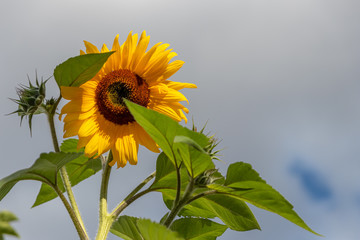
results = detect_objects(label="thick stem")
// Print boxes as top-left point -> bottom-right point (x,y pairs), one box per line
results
47,110 -> 89,240
95,152 -> 114,240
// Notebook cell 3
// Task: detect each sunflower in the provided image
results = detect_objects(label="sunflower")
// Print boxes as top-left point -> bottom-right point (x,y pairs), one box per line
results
60,31 -> 196,168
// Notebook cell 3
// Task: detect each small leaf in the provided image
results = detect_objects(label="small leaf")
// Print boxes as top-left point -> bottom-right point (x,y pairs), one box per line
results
32,139 -> 102,207
0,211 -> 18,222
171,218 -> 227,240
225,162 -> 265,185
110,216 -> 143,240
0,152 -> 81,202
54,52 -> 114,87
0,211 -> 19,238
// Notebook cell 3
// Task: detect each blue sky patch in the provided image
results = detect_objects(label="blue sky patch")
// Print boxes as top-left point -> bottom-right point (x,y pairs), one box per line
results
290,160 -> 333,201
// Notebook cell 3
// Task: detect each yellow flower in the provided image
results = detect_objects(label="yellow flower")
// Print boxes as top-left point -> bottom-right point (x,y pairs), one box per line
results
60,31 -> 196,168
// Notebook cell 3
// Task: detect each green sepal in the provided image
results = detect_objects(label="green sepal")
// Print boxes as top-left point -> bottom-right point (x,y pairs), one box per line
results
32,139 -> 102,207
54,52 -> 114,87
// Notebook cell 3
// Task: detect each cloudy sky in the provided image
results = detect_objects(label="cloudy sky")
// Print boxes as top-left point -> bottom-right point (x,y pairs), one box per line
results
1,0 -> 360,239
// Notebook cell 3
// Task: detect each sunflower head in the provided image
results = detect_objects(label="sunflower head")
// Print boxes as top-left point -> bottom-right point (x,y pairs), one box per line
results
60,31 -> 197,168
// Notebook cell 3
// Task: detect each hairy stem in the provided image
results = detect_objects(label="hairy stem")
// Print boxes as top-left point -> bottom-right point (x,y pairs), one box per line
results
54,185 -> 88,240
95,152 -> 114,240
47,108 -> 88,240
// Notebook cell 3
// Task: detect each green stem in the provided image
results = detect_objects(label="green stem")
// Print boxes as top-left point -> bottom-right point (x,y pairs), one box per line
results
163,178 -> 195,228
95,152 -> 114,240
123,171 -> 156,202
110,171 -> 156,218
53,185 -> 88,240
173,161 -> 181,207
47,108 -> 89,240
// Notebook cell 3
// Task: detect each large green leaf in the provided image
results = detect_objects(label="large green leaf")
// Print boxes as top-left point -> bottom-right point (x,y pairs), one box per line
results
162,189 -> 259,231
224,162 -> 320,235
0,211 -> 19,239
0,151 -> 81,201
32,139 -> 102,207
110,216 -> 184,240
137,218 -> 184,240
124,100 -> 209,166
54,52 -> 114,87
110,216 -> 143,240
201,194 -> 260,231
171,218 -> 227,240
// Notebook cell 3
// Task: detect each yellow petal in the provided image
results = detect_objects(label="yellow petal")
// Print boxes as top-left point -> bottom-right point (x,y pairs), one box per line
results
134,42 -> 162,75
84,133 -> 100,157
130,32 -> 150,71
78,116 -> 99,137
63,120 -> 83,138
63,107 -> 97,122
133,123 -> 159,153
84,41 -> 100,53
151,104 -> 182,122
163,60 -> 185,79
150,85 -> 189,103
111,34 -> 122,70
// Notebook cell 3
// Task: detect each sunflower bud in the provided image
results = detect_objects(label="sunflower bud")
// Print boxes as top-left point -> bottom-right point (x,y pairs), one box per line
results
9,73 -> 49,134
195,168 -> 222,187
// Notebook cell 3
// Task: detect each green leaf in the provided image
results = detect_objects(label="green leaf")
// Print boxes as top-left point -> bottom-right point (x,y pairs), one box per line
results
0,211 -> 18,222
0,152 -> 81,202
54,52 -> 114,87
174,136 -> 206,154
225,162 -> 265,185
124,100 -> 209,165
201,194 -> 260,231
171,218 -> 227,240
137,218 -> 184,240
32,139 -> 102,207
0,211 -> 19,238
174,142 -> 214,178
162,189 -> 217,219
151,153 -> 188,190
0,222 -> 19,238
110,216 -> 143,240
110,216 -> 184,240
224,162 -> 320,235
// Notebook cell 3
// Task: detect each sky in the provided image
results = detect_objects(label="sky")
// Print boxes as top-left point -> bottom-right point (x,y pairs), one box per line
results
1,0 -> 360,239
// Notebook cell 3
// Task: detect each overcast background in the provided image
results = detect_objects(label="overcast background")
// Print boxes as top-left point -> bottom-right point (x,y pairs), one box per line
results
1,0 -> 360,239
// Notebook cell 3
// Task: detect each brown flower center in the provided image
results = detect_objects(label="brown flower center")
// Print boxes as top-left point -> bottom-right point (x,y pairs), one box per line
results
95,69 -> 150,125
